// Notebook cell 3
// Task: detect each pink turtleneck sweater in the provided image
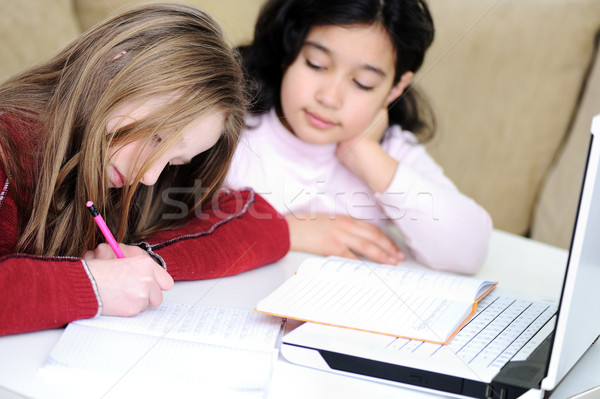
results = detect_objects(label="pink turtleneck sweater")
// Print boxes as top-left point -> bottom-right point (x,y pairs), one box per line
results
226,109 -> 492,273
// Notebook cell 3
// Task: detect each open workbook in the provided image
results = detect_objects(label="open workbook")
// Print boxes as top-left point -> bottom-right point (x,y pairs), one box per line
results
255,257 -> 497,344
42,303 -> 284,396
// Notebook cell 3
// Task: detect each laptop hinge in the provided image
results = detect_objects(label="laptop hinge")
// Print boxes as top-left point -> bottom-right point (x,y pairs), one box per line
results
489,333 -> 554,398
484,383 -> 528,399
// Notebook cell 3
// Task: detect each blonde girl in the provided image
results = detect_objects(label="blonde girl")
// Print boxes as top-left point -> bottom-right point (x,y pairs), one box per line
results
0,3 -> 288,336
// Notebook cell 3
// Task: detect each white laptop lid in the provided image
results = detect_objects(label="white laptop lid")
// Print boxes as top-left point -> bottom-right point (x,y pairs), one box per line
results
542,114 -> 600,390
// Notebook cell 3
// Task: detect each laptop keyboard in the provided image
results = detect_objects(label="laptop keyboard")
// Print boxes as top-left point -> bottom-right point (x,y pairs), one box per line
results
386,295 -> 557,371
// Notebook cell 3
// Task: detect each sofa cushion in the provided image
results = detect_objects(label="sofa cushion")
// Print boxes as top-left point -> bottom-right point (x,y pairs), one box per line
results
419,0 -> 600,236
73,0 -> 266,45
0,0 -> 81,82
532,48 -> 600,248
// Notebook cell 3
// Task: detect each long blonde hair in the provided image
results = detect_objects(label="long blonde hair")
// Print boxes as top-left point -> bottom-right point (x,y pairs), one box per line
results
0,3 -> 246,256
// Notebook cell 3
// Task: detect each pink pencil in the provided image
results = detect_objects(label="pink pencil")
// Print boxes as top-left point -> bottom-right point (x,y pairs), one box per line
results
86,200 -> 125,258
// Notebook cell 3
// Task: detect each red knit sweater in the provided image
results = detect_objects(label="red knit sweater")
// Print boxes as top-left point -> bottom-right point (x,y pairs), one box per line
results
0,122 -> 290,336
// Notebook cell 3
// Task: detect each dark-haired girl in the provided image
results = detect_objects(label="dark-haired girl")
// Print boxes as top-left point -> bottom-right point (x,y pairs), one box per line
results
226,0 -> 491,273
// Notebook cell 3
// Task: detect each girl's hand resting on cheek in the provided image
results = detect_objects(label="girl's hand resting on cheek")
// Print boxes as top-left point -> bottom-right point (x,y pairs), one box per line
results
285,213 -> 405,265
336,108 -> 389,162
84,244 -> 174,317
336,108 -> 398,193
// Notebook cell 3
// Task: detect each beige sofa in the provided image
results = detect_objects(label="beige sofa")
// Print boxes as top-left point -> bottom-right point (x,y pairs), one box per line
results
2,0 -> 599,249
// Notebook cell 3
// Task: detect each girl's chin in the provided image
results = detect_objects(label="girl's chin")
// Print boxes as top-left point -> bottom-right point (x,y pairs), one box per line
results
294,129 -> 337,146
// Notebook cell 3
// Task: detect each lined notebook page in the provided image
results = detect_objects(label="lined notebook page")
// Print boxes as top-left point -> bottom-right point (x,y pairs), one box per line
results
42,303 -> 283,393
71,302 -> 282,351
256,257 -> 494,343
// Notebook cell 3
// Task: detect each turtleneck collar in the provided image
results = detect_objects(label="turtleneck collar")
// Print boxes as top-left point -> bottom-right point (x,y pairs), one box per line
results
264,108 -> 337,164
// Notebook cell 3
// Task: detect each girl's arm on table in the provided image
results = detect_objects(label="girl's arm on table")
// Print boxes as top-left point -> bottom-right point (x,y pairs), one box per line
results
136,189 -> 290,280
337,121 -> 492,274
0,188 -> 288,336
0,255 -> 100,336
376,130 -> 492,274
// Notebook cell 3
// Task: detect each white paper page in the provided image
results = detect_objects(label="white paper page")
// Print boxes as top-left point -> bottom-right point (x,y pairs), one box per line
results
42,303 -> 283,394
73,302 -> 282,351
257,257 -> 490,342
296,257 -> 493,300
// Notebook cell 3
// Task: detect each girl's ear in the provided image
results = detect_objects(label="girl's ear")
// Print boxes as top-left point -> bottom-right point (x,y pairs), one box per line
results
384,71 -> 414,106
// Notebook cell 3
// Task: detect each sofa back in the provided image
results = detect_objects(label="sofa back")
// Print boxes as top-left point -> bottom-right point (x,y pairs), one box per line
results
0,0 -> 80,82
418,0 -> 600,243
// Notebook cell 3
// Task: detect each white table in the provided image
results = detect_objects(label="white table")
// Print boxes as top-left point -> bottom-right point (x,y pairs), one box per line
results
0,230 -> 598,399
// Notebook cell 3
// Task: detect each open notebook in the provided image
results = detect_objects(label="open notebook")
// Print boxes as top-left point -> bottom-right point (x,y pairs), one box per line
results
41,303 -> 284,397
280,114 -> 600,398
256,256 -> 497,344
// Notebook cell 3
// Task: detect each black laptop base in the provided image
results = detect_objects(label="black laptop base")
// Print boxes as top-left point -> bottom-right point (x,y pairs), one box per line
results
285,338 -> 552,399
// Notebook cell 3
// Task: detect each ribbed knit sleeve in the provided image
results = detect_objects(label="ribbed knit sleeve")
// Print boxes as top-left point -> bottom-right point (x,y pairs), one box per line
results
0,163 -> 101,336
0,255 -> 101,336
136,189 -> 290,281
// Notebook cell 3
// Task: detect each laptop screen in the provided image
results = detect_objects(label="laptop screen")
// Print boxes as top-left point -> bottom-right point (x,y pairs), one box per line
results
543,115 -> 600,389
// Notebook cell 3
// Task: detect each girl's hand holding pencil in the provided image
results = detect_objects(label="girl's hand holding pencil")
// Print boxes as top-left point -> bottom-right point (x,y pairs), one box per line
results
84,244 -> 174,317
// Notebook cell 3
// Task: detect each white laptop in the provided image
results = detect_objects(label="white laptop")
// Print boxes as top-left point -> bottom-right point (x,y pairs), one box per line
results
280,114 -> 600,399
